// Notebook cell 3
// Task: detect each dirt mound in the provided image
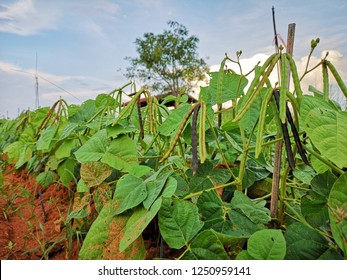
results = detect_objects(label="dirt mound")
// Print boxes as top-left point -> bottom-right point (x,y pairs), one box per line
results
0,166 -> 79,260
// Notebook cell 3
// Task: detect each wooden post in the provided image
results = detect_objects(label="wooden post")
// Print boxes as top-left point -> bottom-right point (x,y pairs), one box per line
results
286,23 -> 296,87
270,23 -> 296,221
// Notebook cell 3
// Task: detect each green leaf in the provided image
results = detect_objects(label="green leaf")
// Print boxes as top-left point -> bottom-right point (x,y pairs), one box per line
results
301,171 -> 336,228
120,197 -> 162,252
74,131 -> 138,172
158,104 -> 192,136
36,171 -> 56,188
201,71 -> 247,105
303,106 -> 347,168
328,172 -> 347,255
106,123 -> 137,138
36,125 -> 58,152
227,210 -> 264,237
15,143 -> 33,169
101,135 -> 138,172
212,230 -> 248,258
237,88 -> 262,133
113,174 -> 147,215
300,95 -> 336,120
181,230 -> 229,260
59,122 -> 79,140
128,165 -> 152,177
80,161 -> 112,187
247,229 -> 286,260
143,169 -> 173,209
57,158 -> 76,186
66,192 -> 91,222
55,139 -> 77,159
236,250 -> 256,260
74,130 -> 108,163
311,154 -> 330,174
293,164 -> 316,184
161,176 -> 177,198
187,161 -> 231,192
69,101 -> 97,124
92,183 -> 113,213
79,201 -> 145,260
77,178 -> 89,192
95,93 -> 117,108
285,222 -> 340,259
197,190 -> 225,229
4,141 -> 24,164
230,190 -> 271,225
247,159 -> 270,181
158,197 -> 204,249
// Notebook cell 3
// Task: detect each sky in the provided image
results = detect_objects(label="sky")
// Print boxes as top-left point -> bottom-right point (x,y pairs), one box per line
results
0,0 -> 346,118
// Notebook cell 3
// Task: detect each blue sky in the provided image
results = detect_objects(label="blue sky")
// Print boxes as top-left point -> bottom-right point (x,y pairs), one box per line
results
0,0 -> 346,118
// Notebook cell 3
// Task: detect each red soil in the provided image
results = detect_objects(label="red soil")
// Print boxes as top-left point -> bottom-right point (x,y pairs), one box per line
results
0,166 -> 79,260
0,165 -> 181,260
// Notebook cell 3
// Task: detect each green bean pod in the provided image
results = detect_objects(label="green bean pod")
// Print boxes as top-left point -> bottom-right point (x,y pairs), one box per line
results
280,53 -> 288,124
112,88 -> 145,126
285,90 -> 300,115
233,54 -> 280,122
326,60 -> 347,99
286,53 -> 303,103
322,61 -> 329,101
198,102 -> 207,163
160,103 -> 200,163
244,53 -> 280,98
191,104 -> 201,175
255,87 -> 274,158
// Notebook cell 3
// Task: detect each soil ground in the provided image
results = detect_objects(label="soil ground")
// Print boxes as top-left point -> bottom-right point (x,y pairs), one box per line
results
0,165 -> 79,260
0,165 -> 180,260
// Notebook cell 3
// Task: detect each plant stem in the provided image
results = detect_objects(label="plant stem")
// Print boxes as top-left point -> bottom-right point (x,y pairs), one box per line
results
284,200 -> 332,239
183,180 -> 238,200
205,114 -> 236,181
302,144 -> 344,175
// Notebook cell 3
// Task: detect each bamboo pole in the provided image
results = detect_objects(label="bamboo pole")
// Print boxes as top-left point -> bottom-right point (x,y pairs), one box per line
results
270,21 -> 296,221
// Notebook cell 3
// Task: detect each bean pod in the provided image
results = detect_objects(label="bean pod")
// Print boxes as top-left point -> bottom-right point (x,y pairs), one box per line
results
280,53 -> 288,124
326,60 -> 347,99
255,87 -> 274,158
160,103 -> 200,163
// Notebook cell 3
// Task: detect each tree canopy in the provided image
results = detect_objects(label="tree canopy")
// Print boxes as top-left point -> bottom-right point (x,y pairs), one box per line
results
125,21 -> 208,95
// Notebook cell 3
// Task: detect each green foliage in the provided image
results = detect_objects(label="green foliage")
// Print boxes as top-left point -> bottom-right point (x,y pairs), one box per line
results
285,222 -> 342,259
181,229 -> 229,260
301,95 -> 347,168
74,130 -> 138,172
158,197 -> 204,249
301,171 -> 336,227
79,202 -> 146,260
1,44 -> 347,260
239,229 -> 286,260
113,174 -> 147,215
200,71 -> 248,105
120,197 -> 162,252
125,21 -> 208,93
328,172 -> 347,256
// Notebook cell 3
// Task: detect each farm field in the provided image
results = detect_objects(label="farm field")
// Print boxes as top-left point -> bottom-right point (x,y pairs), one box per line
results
1,45 -> 347,260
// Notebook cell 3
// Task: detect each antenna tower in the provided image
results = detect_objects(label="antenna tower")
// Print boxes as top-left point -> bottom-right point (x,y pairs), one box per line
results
35,53 -> 39,109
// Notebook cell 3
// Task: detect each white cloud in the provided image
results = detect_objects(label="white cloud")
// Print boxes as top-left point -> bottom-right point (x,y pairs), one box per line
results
0,0 -> 62,35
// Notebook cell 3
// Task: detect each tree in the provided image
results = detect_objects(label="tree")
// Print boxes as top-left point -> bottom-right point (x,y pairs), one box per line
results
125,21 -> 208,96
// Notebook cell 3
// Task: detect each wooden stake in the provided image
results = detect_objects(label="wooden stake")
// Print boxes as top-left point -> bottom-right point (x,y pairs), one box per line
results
270,21 -> 296,221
